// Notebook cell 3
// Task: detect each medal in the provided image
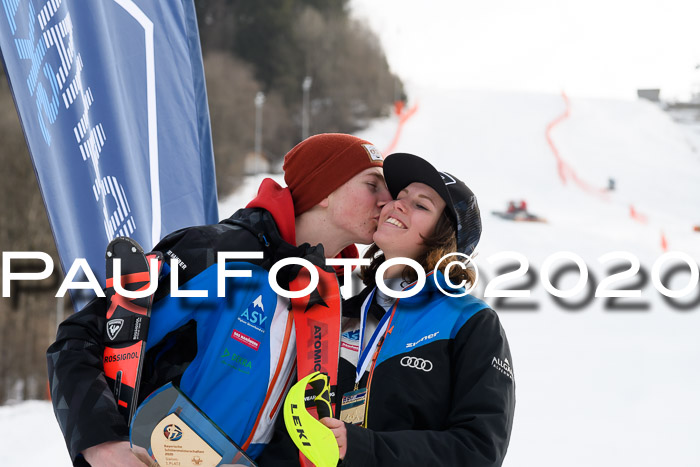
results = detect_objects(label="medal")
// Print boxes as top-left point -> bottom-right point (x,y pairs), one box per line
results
339,388 -> 367,426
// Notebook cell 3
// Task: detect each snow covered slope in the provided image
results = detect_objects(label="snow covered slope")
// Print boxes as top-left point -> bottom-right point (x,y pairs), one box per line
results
355,88 -> 700,466
3,88 -> 699,466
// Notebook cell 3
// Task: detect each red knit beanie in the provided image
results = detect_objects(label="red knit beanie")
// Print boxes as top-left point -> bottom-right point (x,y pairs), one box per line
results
283,133 -> 384,215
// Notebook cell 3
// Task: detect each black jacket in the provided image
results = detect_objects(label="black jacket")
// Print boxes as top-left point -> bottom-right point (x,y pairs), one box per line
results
46,204 -> 319,465
336,272 -> 516,467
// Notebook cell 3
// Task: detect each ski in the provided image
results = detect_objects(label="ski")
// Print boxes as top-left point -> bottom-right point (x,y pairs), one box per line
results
103,237 -> 163,424
289,266 -> 342,467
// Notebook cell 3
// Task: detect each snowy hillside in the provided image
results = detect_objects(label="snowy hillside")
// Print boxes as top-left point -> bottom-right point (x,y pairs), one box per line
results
355,88 -> 700,466
3,88 -> 699,466
354,88 -> 700,467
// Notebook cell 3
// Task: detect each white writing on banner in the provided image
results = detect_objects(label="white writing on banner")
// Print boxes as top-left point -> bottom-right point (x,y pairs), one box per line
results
3,0 -> 142,242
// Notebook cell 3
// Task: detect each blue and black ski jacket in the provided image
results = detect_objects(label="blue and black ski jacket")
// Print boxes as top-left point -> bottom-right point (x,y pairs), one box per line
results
336,271 -> 516,467
47,179 -> 351,465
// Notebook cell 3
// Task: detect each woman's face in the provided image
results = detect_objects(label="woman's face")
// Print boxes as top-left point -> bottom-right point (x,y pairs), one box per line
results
373,182 -> 446,260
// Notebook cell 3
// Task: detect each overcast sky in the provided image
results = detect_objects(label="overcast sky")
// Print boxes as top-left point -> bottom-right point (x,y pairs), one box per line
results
350,0 -> 700,100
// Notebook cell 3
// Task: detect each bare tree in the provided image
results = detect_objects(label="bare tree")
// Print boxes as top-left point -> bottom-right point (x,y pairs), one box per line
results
0,74 -> 62,404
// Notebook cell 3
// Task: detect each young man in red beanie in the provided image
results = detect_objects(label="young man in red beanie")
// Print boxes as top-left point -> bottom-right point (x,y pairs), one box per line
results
47,134 -> 391,466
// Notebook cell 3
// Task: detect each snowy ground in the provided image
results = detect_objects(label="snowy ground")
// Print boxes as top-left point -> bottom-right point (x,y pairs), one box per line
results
3,88 -> 699,466
356,88 -> 700,466
0,401 -> 72,466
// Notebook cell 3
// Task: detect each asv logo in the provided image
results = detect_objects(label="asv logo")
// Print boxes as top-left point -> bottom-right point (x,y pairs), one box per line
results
239,295 -> 268,326
106,319 -> 124,341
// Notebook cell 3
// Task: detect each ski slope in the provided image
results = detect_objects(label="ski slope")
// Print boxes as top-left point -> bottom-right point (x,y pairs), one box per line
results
3,88 -> 699,466
355,88 -> 700,467
354,88 -> 700,466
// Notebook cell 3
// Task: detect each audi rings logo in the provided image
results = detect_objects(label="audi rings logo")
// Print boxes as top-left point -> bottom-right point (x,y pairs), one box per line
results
400,356 -> 433,372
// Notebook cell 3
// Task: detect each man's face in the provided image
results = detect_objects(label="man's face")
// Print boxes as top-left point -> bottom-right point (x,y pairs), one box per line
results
325,167 -> 392,245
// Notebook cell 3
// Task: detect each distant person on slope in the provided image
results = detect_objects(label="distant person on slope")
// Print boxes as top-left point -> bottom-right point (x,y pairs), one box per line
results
519,199 -> 528,214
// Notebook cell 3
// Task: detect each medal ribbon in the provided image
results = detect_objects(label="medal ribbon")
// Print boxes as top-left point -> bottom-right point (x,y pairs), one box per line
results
355,288 -> 395,384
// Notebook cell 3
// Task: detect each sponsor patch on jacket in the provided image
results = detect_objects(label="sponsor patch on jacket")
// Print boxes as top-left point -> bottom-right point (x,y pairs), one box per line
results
340,329 -> 360,365
220,347 -> 253,374
405,331 -> 439,349
237,295 -> 268,334
232,329 -> 260,351
341,329 -> 360,352
491,356 -> 514,381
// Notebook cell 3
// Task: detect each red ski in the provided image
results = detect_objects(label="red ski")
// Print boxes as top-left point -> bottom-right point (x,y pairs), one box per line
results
289,266 -> 342,467
103,237 -> 163,424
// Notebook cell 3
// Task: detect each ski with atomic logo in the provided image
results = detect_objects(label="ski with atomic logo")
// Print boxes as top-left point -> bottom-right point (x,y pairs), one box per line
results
103,236 -> 163,424
289,266 -> 342,467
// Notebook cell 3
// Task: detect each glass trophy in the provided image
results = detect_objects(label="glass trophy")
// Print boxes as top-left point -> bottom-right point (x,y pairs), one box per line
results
130,382 -> 256,466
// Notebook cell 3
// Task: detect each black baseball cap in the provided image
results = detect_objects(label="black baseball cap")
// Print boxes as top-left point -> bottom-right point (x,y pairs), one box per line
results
383,153 -> 482,255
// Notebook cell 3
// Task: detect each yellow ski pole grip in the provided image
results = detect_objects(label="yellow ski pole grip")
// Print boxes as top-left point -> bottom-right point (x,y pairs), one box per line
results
283,371 -> 339,467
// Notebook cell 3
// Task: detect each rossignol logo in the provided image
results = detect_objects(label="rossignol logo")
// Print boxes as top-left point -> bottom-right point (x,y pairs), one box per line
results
106,319 -> 123,340
400,356 -> 433,372
307,320 -> 328,372
104,352 -> 138,363
405,331 -> 439,349
492,356 -> 514,381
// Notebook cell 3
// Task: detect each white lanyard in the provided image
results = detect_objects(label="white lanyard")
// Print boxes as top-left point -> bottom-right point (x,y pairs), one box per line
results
355,288 -> 394,384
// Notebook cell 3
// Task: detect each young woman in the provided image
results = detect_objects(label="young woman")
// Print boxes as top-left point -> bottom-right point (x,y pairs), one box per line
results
322,153 -> 515,466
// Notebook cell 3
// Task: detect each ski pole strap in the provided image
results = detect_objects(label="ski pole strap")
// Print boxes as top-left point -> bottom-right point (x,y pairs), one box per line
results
283,372 -> 339,467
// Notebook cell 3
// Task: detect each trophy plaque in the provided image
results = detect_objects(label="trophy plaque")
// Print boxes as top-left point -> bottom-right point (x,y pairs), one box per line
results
130,382 -> 256,466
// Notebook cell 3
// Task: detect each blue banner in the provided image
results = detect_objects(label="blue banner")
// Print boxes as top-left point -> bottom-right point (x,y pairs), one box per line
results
0,0 -> 218,309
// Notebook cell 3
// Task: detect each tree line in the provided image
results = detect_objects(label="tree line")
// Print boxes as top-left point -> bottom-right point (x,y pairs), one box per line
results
197,0 -> 403,195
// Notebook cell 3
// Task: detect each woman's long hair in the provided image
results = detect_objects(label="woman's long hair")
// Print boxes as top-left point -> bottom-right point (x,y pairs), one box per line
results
360,210 -> 476,288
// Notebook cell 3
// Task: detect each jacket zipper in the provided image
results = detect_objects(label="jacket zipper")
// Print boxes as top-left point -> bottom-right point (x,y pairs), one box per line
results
242,310 -> 294,449
270,359 -> 297,420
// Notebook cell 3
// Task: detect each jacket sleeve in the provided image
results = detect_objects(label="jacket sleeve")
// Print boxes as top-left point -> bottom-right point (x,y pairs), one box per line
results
45,225 -> 228,465
342,308 -> 516,467
47,296 -> 128,466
